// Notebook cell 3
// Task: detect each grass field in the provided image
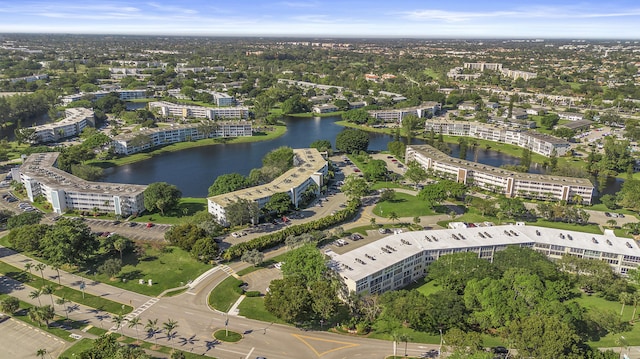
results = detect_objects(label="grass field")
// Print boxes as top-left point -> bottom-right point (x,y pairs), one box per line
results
208,276 -> 243,312
526,219 -> 603,234
91,245 -> 211,297
574,294 -> 640,347
132,197 -> 208,225
237,296 -> 287,324
373,192 -> 435,218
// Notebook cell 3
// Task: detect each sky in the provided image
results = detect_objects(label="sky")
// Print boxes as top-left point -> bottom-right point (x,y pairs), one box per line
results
1,0 -> 640,39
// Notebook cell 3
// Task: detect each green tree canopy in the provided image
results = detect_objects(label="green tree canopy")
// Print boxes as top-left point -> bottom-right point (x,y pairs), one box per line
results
282,244 -> 328,283
264,192 -> 293,216
164,223 -> 209,252
143,182 -> 182,215
208,173 -> 250,196
336,128 -> 369,154
40,218 -> 98,266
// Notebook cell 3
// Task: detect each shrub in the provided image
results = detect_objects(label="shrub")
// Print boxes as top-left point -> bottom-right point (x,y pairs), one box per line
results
245,291 -> 261,297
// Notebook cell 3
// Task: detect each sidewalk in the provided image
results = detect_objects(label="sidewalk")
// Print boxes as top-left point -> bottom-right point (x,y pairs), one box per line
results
0,243 -> 151,309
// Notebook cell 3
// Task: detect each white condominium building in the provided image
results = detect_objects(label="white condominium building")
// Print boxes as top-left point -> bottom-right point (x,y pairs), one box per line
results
148,101 -> 249,120
327,224 -> 640,295
406,145 -> 594,204
61,90 -> 149,105
208,148 -> 328,226
425,120 -> 571,157
368,102 -> 441,123
31,108 -> 95,144
464,63 -> 503,71
17,153 -> 146,216
112,121 -> 253,155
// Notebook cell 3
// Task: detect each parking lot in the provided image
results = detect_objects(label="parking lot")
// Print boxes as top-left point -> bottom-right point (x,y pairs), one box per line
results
0,317 -> 69,359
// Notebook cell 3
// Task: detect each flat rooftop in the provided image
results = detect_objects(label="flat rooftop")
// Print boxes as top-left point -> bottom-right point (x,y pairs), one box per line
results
327,224 -> 639,283
32,108 -> 94,132
208,148 -> 326,207
409,144 -> 593,187
20,152 -> 146,196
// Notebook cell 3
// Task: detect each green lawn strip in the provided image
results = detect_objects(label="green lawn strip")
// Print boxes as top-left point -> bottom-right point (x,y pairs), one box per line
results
87,326 -> 108,336
88,126 -> 286,168
588,204 -> 637,216
613,229 -> 634,238
162,287 -> 189,297
0,261 -> 131,314
373,193 -> 436,218
237,296 -> 287,324
370,182 -> 414,191
59,338 -> 95,357
0,293 -> 76,342
208,276 -> 243,311
526,219 -> 603,234
59,335 -> 209,359
213,329 -> 242,342
91,246 -> 211,297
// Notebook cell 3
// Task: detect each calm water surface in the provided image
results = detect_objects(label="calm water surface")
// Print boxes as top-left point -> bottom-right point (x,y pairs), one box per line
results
100,116 -> 548,197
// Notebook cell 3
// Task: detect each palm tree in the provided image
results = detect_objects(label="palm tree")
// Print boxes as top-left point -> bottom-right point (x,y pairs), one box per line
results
114,237 -> 128,261
388,211 -> 398,223
41,285 -> 55,307
51,263 -> 62,287
369,217 -> 376,228
29,289 -> 42,306
145,318 -> 159,347
34,263 -> 46,286
128,316 -> 142,344
631,293 -> 640,322
55,297 -> 69,320
163,319 -> 179,343
398,333 -> 411,357
112,314 -> 126,338
28,307 -> 43,327
607,219 -> 618,229
36,348 -> 47,359
620,292 -> 631,316
39,305 -> 55,328
24,262 -> 33,277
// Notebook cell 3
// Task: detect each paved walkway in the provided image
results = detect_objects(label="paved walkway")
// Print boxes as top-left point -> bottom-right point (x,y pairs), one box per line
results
0,242 -> 151,309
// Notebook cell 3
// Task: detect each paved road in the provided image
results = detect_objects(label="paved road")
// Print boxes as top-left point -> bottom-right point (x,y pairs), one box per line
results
0,243 -> 151,310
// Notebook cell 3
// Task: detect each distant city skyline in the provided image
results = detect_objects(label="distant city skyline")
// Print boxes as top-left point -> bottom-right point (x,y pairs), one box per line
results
1,0 -> 640,39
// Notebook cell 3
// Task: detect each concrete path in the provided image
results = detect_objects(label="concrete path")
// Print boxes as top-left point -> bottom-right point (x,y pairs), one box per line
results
0,242 -> 151,310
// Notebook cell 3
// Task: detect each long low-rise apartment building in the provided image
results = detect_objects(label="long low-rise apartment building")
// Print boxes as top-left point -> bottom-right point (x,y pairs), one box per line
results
425,119 -> 570,157
327,224 -> 640,295
61,90 -> 149,105
17,152 -> 146,216
368,102 -> 441,123
406,145 -> 594,204
112,121 -> 253,155
208,148 -> 328,226
148,101 -> 249,120
31,108 -> 95,143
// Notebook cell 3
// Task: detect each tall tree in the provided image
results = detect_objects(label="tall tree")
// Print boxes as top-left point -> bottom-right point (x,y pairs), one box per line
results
143,182 -> 182,215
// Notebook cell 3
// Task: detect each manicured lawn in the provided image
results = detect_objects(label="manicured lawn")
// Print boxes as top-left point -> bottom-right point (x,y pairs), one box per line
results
526,219 -> 603,234
132,197 -> 207,225
208,276 -> 243,312
373,192 -> 434,218
573,294 -> 640,347
613,228 -> 634,238
92,246 -> 211,297
0,262 -> 131,314
214,329 -> 242,342
416,281 -> 443,297
237,296 -> 287,324
59,338 -> 95,357
371,182 -> 413,190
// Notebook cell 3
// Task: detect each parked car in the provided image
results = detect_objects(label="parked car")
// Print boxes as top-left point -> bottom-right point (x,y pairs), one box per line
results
146,222 -> 154,228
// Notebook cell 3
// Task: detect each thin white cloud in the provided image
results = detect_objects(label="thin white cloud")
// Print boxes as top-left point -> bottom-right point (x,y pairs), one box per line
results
277,1 -> 319,8
400,5 -> 640,22
146,2 -> 198,15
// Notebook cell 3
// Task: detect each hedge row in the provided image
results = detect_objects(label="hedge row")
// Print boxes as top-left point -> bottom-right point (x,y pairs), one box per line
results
223,199 -> 361,260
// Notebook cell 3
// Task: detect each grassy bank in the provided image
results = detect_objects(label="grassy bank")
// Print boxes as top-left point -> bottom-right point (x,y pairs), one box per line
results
88,125 -> 286,168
